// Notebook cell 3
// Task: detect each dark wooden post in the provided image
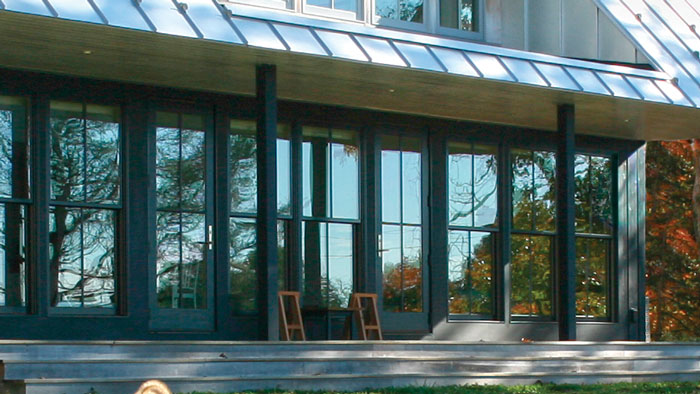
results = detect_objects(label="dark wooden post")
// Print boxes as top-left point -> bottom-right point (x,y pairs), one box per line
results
556,104 -> 576,340
256,64 -> 279,340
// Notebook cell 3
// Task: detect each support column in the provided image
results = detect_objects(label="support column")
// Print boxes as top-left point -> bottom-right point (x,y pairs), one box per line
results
556,104 -> 576,341
256,64 -> 279,340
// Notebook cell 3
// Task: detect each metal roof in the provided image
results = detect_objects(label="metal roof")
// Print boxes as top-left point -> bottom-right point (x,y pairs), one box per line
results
0,0 -> 689,108
594,0 -> 700,109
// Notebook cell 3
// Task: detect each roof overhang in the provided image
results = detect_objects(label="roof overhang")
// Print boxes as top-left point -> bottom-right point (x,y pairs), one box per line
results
0,9 -> 697,140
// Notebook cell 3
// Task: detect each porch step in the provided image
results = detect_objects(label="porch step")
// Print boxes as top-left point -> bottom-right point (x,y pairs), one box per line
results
2,341 -> 700,393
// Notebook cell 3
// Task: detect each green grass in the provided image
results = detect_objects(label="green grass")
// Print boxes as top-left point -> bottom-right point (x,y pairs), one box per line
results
184,381 -> 700,394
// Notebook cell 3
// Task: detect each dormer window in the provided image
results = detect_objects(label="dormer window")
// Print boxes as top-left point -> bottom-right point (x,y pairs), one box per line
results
229,0 -> 482,40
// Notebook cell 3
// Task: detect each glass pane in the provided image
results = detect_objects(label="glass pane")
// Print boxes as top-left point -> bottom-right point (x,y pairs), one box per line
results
85,106 -> 120,204
229,217 -> 257,315
381,224 -> 402,312
533,151 -> 556,232
278,220 -> 287,291
156,211 -> 180,308
156,212 -> 206,309
511,149 -> 534,231
448,230 -> 493,316
449,143 -> 497,228
0,96 -> 29,200
440,0 -> 476,31
402,138 -> 422,225
302,127 -> 329,218
400,0 -> 423,22
302,221 -> 354,308
575,154 -> 591,233
473,146 -> 498,227
50,207 -> 116,308
331,129 -> 359,220
448,143 -> 474,227
156,123 -> 180,211
588,238 -> 609,318
511,234 -> 552,317
335,0 -> 356,12
381,136 -> 401,223
156,112 -> 205,212
81,209 -> 116,307
0,204 -> 27,308
591,156 -> 613,235
181,122 -> 206,211
51,207 -> 82,307
278,126 -> 292,215
402,225 -> 422,312
302,221 -> 327,307
229,120 -> 257,214
51,102 -> 120,204
577,237 -> 609,318
308,0 -> 331,6
376,0 -> 397,19
328,223 -> 353,308
50,103 -> 85,203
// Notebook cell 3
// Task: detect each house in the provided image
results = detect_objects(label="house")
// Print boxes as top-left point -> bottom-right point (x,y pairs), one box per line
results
0,0 -> 699,345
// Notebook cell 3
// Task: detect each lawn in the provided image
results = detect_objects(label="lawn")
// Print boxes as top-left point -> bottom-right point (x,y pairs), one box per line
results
185,381 -> 700,394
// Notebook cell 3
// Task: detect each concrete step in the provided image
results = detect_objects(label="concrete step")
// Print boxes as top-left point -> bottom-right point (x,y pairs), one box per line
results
10,369 -> 700,394
3,340 -> 700,361
4,355 -> 700,381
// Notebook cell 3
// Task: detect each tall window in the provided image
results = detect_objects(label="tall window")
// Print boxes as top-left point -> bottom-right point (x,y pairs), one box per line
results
302,126 -> 359,309
511,149 -> 556,319
381,135 -> 423,313
0,96 -> 29,312
50,101 -> 121,309
155,111 -> 207,310
575,154 -> 613,319
228,120 -> 291,315
447,142 -> 497,318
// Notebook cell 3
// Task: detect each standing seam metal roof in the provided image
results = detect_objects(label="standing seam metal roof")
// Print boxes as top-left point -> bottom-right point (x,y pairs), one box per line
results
0,0 -> 691,108
594,0 -> 700,109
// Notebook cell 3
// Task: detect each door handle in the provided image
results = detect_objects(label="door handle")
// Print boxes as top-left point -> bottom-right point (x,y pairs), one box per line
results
207,225 -> 213,250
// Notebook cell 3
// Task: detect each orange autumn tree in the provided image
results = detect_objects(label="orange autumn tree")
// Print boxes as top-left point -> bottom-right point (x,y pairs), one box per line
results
646,139 -> 700,340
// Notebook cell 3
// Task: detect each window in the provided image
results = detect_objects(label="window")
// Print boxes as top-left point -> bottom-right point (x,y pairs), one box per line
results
49,101 -> 121,309
447,142 -> 497,318
381,135 -> 424,313
228,120 -> 291,315
305,0 -> 362,19
575,154 -> 613,319
0,96 -> 29,312
155,111 -> 207,310
302,126 -> 359,309
376,0 -> 424,23
374,0 -> 482,37
510,149 -> 556,319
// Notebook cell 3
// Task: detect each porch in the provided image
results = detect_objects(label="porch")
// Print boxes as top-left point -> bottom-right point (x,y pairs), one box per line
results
1,340 -> 700,394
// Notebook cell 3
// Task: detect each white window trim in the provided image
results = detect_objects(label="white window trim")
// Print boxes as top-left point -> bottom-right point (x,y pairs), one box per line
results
230,0 -> 293,11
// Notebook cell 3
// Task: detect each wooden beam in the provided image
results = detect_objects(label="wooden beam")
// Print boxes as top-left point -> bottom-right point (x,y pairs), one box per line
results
556,104 -> 576,341
256,64 -> 279,341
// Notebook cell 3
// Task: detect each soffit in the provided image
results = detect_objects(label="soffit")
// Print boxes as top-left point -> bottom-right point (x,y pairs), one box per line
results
0,0 -> 697,140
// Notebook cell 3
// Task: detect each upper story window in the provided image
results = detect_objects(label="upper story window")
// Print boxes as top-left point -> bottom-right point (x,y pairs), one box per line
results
228,0 -> 482,39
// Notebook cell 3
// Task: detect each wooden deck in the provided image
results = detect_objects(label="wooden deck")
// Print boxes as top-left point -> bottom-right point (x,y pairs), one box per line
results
1,341 -> 700,393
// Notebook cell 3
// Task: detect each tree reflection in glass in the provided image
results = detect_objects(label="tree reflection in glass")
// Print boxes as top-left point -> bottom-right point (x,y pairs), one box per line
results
376,0 -> 424,23
511,149 -> 555,318
155,112 -> 206,310
381,135 -> 423,313
49,101 -> 120,308
0,96 -> 29,309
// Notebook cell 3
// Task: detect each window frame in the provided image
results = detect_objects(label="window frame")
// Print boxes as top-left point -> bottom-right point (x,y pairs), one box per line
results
47,100 -> 124,315
302,0 -> 364,21
574,153 -> 615,322
445,141 -> 499,321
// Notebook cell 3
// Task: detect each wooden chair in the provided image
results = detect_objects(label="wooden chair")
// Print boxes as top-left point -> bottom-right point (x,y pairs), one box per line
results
278,291 -> 306,341
348,293 -> 383,340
